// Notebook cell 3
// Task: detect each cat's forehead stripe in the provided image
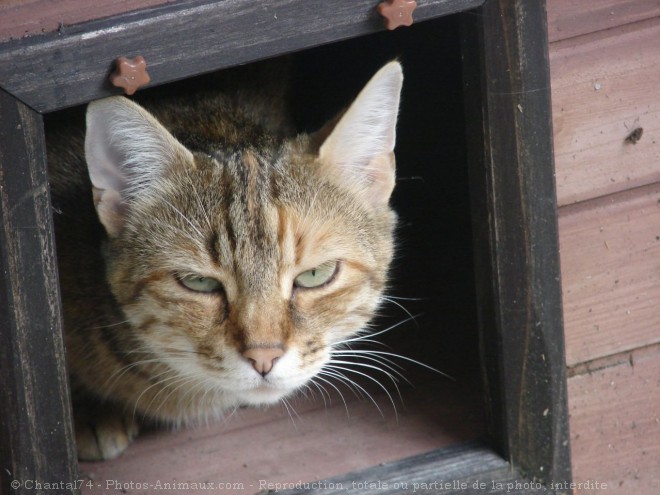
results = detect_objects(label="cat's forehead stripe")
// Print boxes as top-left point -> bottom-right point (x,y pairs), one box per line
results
205,152 -> 280,291
207,231 -> 221,265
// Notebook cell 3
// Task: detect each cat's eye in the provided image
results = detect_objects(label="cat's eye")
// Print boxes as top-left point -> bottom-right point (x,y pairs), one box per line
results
178,274 -> 223,293
294,261 -> 339,289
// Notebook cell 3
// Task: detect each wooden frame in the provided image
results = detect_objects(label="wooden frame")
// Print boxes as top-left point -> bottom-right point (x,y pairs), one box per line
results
0,1 -> 571,493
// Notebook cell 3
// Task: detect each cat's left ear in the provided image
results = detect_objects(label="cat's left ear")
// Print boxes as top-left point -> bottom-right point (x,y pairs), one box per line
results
318,61 -> 403,207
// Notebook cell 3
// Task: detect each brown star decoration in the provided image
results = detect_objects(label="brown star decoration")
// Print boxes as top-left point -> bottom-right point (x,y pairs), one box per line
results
109,56 -> 151,95
377,0 -> 417,30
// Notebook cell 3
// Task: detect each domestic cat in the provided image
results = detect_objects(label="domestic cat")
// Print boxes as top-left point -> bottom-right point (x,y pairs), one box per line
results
47,60 -> 402,461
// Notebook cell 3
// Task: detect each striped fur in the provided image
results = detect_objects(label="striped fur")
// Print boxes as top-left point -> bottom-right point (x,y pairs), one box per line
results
47,61 -> 402,460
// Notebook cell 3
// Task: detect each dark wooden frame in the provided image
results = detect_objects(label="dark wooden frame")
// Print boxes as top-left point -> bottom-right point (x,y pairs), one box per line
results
0,1 -> 571,494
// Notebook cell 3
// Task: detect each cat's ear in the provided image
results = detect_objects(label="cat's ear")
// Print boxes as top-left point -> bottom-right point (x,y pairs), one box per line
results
318,61 -> 403,207
85,96 -> 193,236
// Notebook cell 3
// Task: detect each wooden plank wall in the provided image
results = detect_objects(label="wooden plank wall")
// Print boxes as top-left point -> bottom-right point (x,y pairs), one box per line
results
548,1 -> 660,493
0,0 -> 173,41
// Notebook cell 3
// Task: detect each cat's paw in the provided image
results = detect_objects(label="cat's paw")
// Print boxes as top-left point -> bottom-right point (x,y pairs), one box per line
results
75,411 -> 139,461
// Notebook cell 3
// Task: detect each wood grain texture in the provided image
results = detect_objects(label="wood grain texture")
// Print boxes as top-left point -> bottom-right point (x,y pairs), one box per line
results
559,183 -> 660,367
0,0 -> 173,41
567,344 -> 660,495
0,0 -> 482,113
0,90 -> 78,494
547,0 -> 660,43
78,383 -> 486,494
276,443 -> 554,495
462,0 -> 571,487
550,16 -> 660,206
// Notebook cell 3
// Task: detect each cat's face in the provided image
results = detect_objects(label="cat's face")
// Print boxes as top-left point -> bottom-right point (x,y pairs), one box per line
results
85,62 -> 402,419
104,147 -> 395,409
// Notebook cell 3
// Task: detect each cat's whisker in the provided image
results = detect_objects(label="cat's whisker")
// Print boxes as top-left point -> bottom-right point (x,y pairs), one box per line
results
151,374 -> 198,419
297,384 -> 312,401
330,352 -> 412,386
310,375 -> 351,417
280,397 -> 301,429
112,347 -> 205,359
318,370 -> 365,401
325,364 -> 398,420
88,319 -> 131,330
202,378 -> 225,427
333,314 -> 421,347
339,349 -> 454,381
319,368 -> 386,418
298,383 -> 317,402
155,374 -> 205,420
141,216 -> 202,240
307,380 -> 330,408
152,375 -> 204,423
381,294 -> 426,301
329,358 -> 405,405
184,171 -> 213,231
100,355 -> 196,397
159,196 -> 206,240
333,337 -> 384,350
294,186 -> 322,240
197,378 -> 216,426
132,370 -> 183,420
328,359 -> 401,386
332,349 -> 405,370
100,357 -> 173,399
112,349 -> 155,355
379,296 -> 419,326
172,371 -> 228,425
222,404 -> 240,426
182,376 -> 219,423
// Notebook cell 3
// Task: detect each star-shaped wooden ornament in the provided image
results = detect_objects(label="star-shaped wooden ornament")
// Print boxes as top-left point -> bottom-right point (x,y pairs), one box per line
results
109,56 -> 151,95
377,0 -> 417,30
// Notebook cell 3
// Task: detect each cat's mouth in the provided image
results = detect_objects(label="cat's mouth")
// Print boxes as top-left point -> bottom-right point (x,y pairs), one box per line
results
236,365 -> 316,406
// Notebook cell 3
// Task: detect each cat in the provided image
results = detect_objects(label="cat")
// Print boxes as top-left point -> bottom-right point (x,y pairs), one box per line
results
47,60 -> 403,461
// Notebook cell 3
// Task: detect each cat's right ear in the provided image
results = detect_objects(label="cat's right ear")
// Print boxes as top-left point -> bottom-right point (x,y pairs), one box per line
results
85,97 -> 193,237
317,61 -> 403,208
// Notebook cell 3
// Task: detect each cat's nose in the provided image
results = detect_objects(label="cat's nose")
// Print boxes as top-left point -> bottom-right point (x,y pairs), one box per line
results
242,347 -> 284,377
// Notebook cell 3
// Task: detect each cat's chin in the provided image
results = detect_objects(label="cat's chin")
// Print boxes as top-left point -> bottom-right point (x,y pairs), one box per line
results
236,385 -> 292,406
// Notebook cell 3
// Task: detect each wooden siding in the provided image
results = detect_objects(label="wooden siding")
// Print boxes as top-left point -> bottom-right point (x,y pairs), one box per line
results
551,16 -> 660,207
0,0 -> 173,41
559,183 -> 660,366
547,0 -> 660,42
567,344 -> 660,495
550,1 -> 660,493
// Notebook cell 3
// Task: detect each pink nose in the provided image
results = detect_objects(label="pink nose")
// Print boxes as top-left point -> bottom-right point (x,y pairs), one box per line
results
242,347 -> 284,376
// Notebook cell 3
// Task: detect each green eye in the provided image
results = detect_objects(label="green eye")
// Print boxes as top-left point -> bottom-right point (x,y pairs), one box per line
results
294,261 -> 339,289
179,274 -> 223,293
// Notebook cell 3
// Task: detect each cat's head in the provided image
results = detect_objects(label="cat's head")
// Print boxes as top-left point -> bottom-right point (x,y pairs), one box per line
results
84,62 -> 402,417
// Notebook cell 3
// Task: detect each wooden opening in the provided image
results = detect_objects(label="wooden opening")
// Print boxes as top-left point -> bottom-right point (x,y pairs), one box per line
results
64,15 -> 487,490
